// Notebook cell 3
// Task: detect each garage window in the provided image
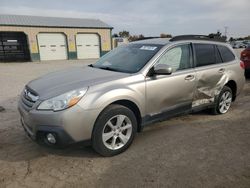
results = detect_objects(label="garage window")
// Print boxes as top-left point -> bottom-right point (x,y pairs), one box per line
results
0,32 -> 30,62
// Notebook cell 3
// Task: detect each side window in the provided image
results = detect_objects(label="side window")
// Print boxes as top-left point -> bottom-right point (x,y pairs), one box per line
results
217,45 -> 235,62
156,44 -> 191,72
194,44 -> 216,67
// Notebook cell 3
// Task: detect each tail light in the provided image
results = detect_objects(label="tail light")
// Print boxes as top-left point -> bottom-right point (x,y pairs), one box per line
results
240,61 -> 245,69
241,51 -> 246,57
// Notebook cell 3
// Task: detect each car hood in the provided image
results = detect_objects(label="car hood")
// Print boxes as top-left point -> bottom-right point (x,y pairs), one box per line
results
26,66 -> 129,100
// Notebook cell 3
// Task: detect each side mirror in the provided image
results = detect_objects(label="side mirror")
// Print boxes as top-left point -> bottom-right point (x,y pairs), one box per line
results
153,64 -> 173,75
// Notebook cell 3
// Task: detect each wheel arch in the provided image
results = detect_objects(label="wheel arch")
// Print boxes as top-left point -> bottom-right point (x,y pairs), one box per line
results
110,100 -> 142,132
225,80 -> 237,101
93,99 -> 143,133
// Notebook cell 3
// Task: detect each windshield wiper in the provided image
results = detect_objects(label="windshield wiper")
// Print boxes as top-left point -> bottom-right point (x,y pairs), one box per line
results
89,64 -> 123,72
98,66 -> 120,72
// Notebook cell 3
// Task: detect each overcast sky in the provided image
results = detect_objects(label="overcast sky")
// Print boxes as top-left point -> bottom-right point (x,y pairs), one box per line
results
1,0 -> 249,38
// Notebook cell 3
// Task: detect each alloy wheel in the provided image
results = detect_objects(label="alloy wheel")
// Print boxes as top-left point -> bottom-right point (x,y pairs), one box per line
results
218,91 -> 232,114
102,115 -> 132,150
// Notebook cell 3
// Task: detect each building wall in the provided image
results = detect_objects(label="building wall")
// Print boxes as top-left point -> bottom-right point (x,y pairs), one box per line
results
0,26 -> 112,61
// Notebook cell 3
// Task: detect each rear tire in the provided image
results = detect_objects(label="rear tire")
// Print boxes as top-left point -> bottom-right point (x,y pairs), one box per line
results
212,86 -> 233,115
92,104 -> 137,157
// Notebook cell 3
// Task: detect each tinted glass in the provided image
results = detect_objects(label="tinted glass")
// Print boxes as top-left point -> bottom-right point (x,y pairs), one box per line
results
93,43 -> 163,73
194,44 -> 216,67
217,45 -> 235,62
156,44 -> 191,72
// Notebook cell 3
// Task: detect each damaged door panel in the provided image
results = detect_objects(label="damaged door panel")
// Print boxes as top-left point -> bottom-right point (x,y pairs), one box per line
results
192,65 -> 229,107
192,43 -> 228,107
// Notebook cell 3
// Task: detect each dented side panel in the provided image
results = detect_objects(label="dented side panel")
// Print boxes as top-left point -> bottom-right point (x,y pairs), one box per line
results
192,61 -> 244,107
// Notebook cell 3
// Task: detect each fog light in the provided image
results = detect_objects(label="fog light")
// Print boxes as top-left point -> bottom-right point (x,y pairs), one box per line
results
46,133 -> 56,144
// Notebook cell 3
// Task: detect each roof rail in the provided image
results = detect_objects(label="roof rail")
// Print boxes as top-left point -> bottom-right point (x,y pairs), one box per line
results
170,35 -> 226,42
133,37 -> 161,41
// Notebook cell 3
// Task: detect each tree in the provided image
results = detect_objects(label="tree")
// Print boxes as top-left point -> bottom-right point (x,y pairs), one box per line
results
160,33 -> 172,38
138,34 -> 145,39
112,33 -> 119,38
229,37 -> 234,42
208,31 -> 222,38
208,31 -> 227,41
128,35 -> 139,41
128,34 -> 145,42
118,31 -> 130,38
244,35 -> 250,40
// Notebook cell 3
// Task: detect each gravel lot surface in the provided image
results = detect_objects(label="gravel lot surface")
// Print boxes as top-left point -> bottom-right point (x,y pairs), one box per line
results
0,49 -> 250,188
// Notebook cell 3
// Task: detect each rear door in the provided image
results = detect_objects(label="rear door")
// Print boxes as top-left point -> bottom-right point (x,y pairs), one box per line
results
192,43 -> 225,107
145,43 -> 196,121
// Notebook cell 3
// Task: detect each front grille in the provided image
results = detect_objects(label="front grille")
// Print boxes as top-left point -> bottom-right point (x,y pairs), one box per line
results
21,87 -> 39,111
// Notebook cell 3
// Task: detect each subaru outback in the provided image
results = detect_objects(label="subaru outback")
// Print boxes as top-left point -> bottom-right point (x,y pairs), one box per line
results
18,35 -> 245,156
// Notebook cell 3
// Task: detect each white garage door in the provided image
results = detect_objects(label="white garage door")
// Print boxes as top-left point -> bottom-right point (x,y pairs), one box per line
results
37,33 -> 68,61
76,34 -> 100,59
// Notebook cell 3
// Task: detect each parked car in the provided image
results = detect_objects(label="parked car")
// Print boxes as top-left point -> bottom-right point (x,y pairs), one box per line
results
232,41 -> 246,48
18,35 -> 245,156
241,44 -> 250,74
243,40 -> 250,46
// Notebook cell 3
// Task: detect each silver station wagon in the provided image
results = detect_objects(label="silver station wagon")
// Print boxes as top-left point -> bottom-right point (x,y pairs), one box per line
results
18,35 -> 245,156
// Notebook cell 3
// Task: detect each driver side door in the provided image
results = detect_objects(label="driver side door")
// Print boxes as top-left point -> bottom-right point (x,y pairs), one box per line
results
144,43 -> 196,123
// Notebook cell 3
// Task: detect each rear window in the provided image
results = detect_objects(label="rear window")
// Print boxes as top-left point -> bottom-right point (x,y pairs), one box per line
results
194,44 -> 216,67
217,45 -> 235,62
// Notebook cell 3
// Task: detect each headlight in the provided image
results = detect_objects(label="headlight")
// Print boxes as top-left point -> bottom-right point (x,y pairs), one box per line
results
37,88 -> 88,111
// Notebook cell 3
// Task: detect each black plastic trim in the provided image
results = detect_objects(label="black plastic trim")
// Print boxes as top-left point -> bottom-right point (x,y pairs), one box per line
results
36,125 -> 75,147
170,35 -> 226,42
141,102 -> 192,127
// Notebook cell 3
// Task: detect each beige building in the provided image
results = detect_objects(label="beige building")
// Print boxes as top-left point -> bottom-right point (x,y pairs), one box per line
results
0,15 -> 113,62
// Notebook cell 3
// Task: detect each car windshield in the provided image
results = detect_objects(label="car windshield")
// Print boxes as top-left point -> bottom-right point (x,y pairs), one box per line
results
92,43 -> 163,73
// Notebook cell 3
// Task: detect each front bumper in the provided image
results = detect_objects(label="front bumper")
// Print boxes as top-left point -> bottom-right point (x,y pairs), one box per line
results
18,99 -> 101,146
21,117 -> 74,146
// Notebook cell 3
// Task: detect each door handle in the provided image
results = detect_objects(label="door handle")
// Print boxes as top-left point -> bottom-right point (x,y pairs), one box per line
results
185,75 -> 195,81
218,68 -> 225,74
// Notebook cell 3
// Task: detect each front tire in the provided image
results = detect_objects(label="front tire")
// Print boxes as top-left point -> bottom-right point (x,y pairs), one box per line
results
212,86 -> 233,115
92,104 -> 137,157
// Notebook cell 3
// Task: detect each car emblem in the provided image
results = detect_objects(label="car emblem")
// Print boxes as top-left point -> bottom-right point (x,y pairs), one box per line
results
24,89 -> 39,102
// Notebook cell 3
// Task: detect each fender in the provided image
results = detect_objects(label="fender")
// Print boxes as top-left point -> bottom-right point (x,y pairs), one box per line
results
77,74 -> 146,117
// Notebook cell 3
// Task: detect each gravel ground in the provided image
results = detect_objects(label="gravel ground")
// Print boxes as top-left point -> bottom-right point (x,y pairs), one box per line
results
1,50 -> 250,188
